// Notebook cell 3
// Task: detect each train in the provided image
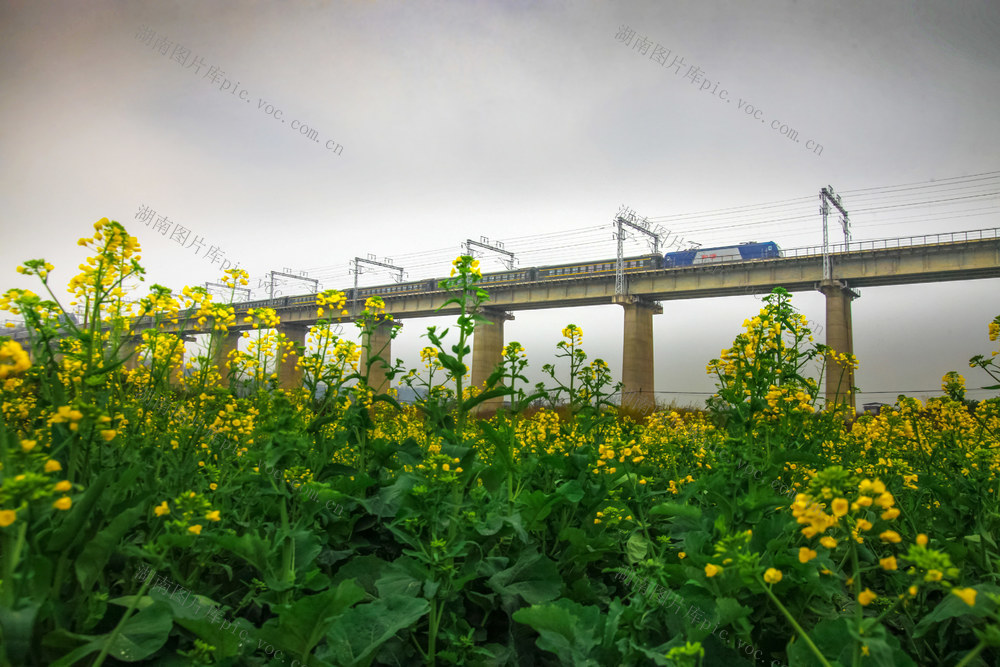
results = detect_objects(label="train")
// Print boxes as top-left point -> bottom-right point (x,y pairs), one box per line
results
662,241 -> 781,268
237,241 -> 781,312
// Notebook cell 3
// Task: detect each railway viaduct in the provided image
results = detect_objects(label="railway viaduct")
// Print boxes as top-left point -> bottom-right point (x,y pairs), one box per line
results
11,228 -> 1000,412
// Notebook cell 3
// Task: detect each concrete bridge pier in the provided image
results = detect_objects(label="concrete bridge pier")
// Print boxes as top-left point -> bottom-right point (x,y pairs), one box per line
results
360,320 -> 397,394
277,324 -> 309,390
213,331 -> 241,385
471,309 -> 514,413
818,279 -> 859,410
614,295 -> 662,413
122,337 -> 142,371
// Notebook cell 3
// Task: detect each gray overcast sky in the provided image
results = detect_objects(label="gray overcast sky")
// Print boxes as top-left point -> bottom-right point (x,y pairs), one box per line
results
1,0 -> 999,407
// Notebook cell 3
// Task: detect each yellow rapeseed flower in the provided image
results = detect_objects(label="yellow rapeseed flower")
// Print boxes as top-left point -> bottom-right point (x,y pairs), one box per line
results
916,534 -> 928,546
874,493 -> 895,509
879,530 -> 902,543
0,340 -> 31,379
764,568 -> 782,584
188,524 -> 203,535
705,563 -> 721,577
858,588 -> 877,606
44,459 -> 62,473
952,588 -> 977,607
879,556 -> 897,571
0,510 -> 16,527
53,496 -> 72,511
20,439 -> 37,453
799,547 -> 818,563
154,501 -> 170,516
820,536 -> 837,549
206,510 -> 221,522
100,430 -> 116,442
54,480 -> 72,492
831,498 -> 848,517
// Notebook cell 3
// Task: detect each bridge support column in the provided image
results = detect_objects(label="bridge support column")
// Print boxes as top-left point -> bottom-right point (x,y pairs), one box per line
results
122,338 -> 142,372
360,321 -> 397,394
818,279 -> 859,411
614,295 -> 662,413
277,324 -> 308,390
213,331 -> 241,385
471,309 -> 514,414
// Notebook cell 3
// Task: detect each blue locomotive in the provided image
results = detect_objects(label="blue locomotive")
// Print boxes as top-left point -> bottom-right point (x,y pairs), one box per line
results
662,241 -> 781,268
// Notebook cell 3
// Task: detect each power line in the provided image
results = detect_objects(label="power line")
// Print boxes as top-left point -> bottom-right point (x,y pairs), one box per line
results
287,171 -> 1000,293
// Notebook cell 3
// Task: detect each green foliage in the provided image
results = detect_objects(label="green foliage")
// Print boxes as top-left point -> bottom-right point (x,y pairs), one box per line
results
0,225 -> 999,665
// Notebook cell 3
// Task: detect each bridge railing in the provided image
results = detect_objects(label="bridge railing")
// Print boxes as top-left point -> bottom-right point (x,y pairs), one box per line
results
780,227 -> 1000,260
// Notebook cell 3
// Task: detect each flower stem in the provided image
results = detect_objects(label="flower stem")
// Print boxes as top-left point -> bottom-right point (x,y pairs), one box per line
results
759,577 -> 832,667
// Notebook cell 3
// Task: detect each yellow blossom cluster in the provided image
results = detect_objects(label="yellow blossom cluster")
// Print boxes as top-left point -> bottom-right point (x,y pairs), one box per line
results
0,340 -> 31,379
764,384 -> 814,414
449,256 -> 482,279
207,400 -> 258,444
0,288 -> 37,317
791,475 -> 899,546
67,218 -> 143,321
220,268 -> 250,290
561,324 -> 583,346
179,288 -> 235,334
315,289 -> 348,319
299,329 -> 361,386
0,455 -> 73,528
153,491 -> 220,535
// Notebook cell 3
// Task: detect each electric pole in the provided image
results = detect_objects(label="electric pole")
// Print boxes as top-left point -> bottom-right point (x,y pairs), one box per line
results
269,271 -> 319,299
820,186 -> 850,281
613,206 -> 661,295
463,237 -> 516,270
350,255 -> 405,307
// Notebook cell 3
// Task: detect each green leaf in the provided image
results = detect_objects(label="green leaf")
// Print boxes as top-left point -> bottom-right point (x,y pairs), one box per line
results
212,531 -> 276,577
76,504 -> 146,593
0,601 -> 42,665
626,533 -> 649,562
258,579 -> 366,658
371,393 -> 402,411
333,555 -> 394,596
360,472 -> 417,519
517,490 -> 555,528
49,601 -> 173,666
321,595 -> 430,666
786,616 -> 851,667
486,549 -> 562,607
555,480 -> 585,504
110,591 -> 245,657
512,599 -> 603,666
649,502 -> 702,520
45,470 -> 113,553
914,584 -> 999,637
